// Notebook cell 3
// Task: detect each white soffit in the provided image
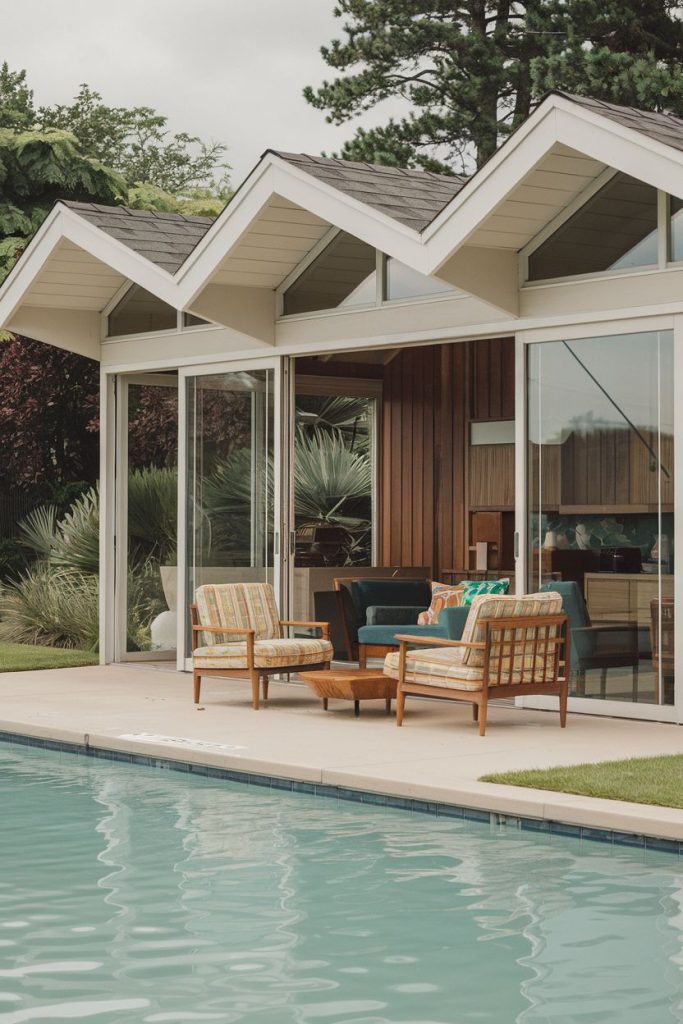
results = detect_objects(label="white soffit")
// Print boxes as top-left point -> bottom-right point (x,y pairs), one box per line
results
207,194 -> 332,288
465,143 -> 607,250
22,238 -> 127,310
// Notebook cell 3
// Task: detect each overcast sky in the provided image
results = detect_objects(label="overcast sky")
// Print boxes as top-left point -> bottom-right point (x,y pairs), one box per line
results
2,0 -> 392,184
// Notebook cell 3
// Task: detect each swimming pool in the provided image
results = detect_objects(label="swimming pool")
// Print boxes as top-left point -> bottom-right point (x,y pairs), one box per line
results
1,742 -> 682,1024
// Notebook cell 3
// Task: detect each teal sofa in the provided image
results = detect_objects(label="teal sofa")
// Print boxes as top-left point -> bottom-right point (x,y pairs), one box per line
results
335,578 -> 468,664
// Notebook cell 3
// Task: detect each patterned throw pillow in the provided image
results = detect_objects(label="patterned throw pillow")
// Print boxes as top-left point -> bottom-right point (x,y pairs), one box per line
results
460,578 -> 510,606
417,581 -> 465,625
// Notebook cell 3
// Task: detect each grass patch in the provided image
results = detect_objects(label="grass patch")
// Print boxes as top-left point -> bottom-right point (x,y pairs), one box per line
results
481,756 -> 683,809
0,642 -> 98,673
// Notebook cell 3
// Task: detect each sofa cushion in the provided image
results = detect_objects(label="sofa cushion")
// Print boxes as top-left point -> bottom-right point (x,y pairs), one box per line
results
384,647 -> 484,691
460,578 -> 510,606
358,623 -> 446,647
417,581 -> 465,624
366,605 -> 426,626
458,591 -> 563,668
194,637 -> 333,670
350,579 -> 431,625
195,582 -> 281,645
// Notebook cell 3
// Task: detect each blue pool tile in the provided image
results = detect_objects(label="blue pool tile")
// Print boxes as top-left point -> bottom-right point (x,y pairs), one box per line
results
436,803 -> 464,819
314,784 -> 340,800
520,817 -> 551,833
292,781 -> 316,795
360,791 -> 387,806
612,831 -> 646,849
645,836 -> 681,855
463,807 -> 491,823
551,821 -> 582,839
270,776 -> 294,791
581,827 -> 614,845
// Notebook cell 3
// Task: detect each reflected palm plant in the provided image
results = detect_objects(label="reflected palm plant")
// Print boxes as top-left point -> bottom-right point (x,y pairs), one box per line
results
202,420 -> 373,566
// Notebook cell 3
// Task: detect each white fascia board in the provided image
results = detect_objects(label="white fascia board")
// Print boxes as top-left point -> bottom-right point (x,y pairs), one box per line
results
175,154 -> 429,307
422,94 -> 683,274
0,204 -> 179,331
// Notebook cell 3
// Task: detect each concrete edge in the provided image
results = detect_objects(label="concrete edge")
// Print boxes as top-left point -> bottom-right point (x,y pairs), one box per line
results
0,719 -> 681,845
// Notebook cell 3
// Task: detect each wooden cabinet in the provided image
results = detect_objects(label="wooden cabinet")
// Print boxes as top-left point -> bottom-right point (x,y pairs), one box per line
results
585,573 -> 674,626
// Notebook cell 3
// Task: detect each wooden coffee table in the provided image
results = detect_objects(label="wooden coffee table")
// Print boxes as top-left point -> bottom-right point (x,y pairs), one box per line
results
299,668 -> 397,717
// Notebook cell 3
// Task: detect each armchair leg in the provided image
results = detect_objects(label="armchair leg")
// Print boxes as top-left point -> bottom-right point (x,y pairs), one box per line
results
600,667 -> 608,699
472,703 -> 479,722
262,677 -> 269,702
250,669 -> 260,710
478,698 -> 488,737
358,646 -> 367,668
193,671 -> 201,704
559,678 -> 568,728
396,685 -> 405,726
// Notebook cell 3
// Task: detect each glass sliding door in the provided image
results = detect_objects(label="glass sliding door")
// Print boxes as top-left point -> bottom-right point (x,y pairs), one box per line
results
114,373 -> 178,661
528,330 -> 674,707
183,363 -> 280,659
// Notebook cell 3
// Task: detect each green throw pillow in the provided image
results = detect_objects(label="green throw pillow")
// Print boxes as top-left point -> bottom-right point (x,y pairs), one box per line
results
460,578 -> 510,606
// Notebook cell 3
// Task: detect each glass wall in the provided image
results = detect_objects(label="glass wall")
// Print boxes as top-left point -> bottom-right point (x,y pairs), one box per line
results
125,377 -> 178,655
185,369 -> 275,647
283,233 -> 376,315
528,331 -> 674,705
528,173 -> 658,281
109,285 -> 177,336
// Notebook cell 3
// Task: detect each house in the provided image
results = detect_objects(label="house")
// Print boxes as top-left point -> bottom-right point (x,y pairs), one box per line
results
0,91 -> 680,725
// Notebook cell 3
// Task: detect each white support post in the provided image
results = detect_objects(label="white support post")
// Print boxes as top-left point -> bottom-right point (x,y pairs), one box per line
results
113,378 -> 129,661
514,334 -> 527,597
176,374 -> 188,669
673,316 -> 683,724
99,372 -> 117,664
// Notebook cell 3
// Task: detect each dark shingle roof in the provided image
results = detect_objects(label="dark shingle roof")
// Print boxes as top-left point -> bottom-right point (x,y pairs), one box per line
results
558,92 -> 683,155
61,201 -> 215,273
270,151 -> 467,232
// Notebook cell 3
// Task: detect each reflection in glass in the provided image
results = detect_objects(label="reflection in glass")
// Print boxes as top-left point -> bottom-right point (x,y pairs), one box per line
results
528,173 -> 658,281
528,331 -> 674,705
126,379 -> 178,653
108,284 -> 177,336
283,232 -> 376,314
185,370 -> 274,650
386,258 -> 456,300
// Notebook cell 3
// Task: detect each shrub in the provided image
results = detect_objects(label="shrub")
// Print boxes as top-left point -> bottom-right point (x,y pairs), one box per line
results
0,566 -> 99,650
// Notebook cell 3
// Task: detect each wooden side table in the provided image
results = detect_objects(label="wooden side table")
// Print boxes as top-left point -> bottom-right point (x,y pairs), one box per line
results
299,668 -> 397,717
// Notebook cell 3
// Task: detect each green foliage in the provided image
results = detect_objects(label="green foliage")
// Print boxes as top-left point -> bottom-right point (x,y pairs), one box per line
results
0,63 -> 34,131
293,428 -> 372,524
306,1 -> 683,173
0,565 -> 99,650
127,467 -> 178,564
0,126 -> 125,281
40,84 -> 231,196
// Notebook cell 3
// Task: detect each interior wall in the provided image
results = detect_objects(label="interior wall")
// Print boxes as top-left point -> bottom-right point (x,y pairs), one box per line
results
379,337 -> 515,576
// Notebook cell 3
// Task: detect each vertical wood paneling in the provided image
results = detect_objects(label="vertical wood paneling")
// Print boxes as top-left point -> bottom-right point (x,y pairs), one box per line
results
378,337 -> 514,577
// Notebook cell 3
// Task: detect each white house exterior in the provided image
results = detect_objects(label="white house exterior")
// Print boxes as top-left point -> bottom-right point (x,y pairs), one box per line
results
1,91 -> 682,725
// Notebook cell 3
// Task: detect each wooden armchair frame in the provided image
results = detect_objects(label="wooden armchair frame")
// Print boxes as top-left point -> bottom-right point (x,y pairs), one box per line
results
190,604 -> 330,710
394,613 -> 569,736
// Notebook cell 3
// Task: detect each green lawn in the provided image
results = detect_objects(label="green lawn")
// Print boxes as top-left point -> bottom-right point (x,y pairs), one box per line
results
481,756 -> 683,809
0,642 -> 98,672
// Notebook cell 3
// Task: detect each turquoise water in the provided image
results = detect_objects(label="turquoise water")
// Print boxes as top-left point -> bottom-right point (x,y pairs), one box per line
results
1,745 -> 682,1024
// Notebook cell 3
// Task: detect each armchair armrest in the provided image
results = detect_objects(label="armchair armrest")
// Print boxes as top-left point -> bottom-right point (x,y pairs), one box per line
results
190,623 -> 255,657
394,634 -> 485,650
280,619 -> 330,640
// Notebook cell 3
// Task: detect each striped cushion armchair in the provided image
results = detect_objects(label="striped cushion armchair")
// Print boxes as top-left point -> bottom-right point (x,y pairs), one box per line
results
191,582 -> 333,709
384,592 -> 569,736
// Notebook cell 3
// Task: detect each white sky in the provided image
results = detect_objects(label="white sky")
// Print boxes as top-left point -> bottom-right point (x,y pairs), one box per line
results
2,0 -> 392,184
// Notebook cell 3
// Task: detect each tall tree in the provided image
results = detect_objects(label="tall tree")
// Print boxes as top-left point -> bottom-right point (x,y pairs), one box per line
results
305,1 -> 683,174
40,84 -> 231,198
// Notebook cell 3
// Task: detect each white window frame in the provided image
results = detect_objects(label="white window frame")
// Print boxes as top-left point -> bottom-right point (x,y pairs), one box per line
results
177,356 -> 284,671
515,315 -> 682,724
102,281 -> 217,340
520,173 -> 669,287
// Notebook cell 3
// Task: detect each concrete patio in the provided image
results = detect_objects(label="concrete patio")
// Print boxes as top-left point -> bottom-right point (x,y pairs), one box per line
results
1,662 -> 683,841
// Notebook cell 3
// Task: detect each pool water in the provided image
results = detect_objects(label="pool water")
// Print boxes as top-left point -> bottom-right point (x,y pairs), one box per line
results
1,745 -> 682,1024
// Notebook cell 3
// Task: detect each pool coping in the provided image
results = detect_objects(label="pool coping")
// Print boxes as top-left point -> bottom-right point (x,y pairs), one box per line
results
1,721 -> 682,856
